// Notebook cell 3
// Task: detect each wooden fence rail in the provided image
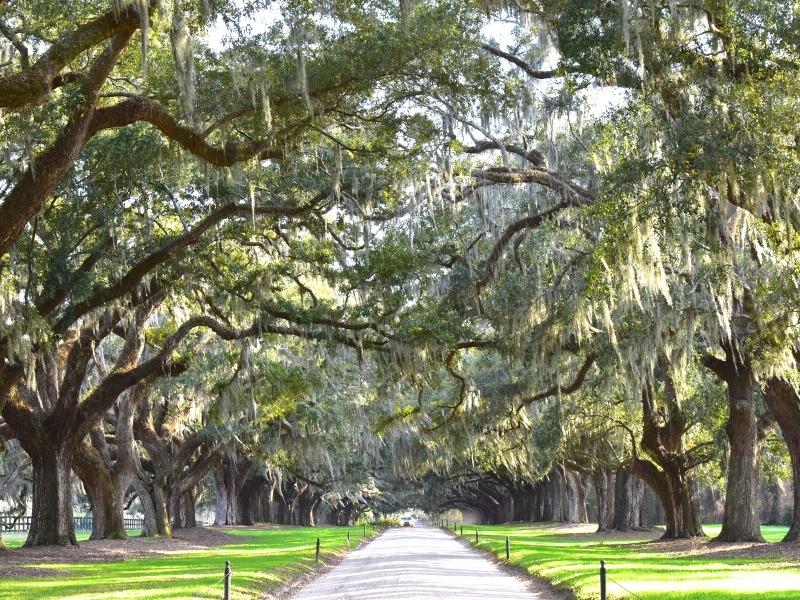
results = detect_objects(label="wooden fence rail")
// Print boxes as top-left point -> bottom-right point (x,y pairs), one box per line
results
0,514 -> 144,532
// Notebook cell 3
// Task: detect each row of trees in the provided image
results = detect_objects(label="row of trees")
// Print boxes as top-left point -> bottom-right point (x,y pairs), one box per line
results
1,0 -> 799,548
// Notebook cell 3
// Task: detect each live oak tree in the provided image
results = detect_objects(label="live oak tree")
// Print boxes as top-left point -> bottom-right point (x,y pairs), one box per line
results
2,0 -> 800,549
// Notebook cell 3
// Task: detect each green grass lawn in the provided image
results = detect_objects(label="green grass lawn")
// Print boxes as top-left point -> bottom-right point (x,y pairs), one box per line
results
0,526 -> 374,599
464,523 -> 800,599
2,531 -> 143,549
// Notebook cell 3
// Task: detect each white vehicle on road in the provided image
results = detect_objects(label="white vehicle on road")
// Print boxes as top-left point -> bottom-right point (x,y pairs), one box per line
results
400,515 -> 417,527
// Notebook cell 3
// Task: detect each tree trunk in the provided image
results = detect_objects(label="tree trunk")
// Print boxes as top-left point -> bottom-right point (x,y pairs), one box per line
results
26,444 -> 76,546
637,364 -> 704,539
134,479 -> 170,537
511,483 -> 534,521
183,491 -> 197,528
237,478 -> 261,526
297,491 -> 318,527
760,481 -> 784,526
308,497 -> 319,526
214,460 -> 239,526
786,442 -> 800,541
634,457 -> 703,538
569,470 -> 588,523
717,369 -> 765,542
109,381 -> 150,537
73,443 -> 126,540
169,484 -> 197,530
592,467 -> 615,532
266,479 -> 277,523
154,482 -> 172,535
611,466 -> 645,531
764,378 -> 800,541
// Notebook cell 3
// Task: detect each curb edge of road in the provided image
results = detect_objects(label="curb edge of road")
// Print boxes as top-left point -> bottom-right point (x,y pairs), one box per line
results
259,528 -> 387,600
444,528 -> 574,600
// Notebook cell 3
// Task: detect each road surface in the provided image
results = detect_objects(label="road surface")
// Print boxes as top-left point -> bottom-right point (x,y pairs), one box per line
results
289,527 -> 549,600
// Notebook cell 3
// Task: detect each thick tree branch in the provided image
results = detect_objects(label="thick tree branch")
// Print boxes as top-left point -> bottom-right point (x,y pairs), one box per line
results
515,353 -> 596,411
480,43 -> 559,79
54,201 -> 312,333
0,29 -> 136,256
472,167 -> 594,202
0,3 -> 150,111
89,96 -> 286,166
475,200 -> 571,300
462,139 -> 545,167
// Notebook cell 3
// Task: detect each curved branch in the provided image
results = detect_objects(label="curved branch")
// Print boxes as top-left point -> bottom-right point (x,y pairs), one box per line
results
54,201 -> 313,333
462,139 -> 545,167
74,311 -> 384,439
0,29 -> 136,256
89,96 -> 286,166
0,2 -> 150,111
472,167 -> 594,202
515,353 -> 596,411
475,200 -> 571,300
480,43 -> 559,79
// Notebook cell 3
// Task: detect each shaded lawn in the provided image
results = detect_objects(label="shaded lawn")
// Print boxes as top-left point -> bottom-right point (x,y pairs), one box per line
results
465,523 -> 800,599
0,526 -> 374,599
3,531 -> 132,549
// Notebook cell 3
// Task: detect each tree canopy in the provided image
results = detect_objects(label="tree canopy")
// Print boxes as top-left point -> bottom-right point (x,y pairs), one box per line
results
1,0 -> 800,548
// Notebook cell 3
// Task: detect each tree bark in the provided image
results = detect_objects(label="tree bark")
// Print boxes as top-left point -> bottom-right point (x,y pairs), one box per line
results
611,465 -> 645,531
182,491 -> 197,528
214,458 -> 239,526
634,457 -> 703,538
73,442 -> 126,540
26,444 -> 76,546
716,366 -> 765,542
592,467 -> 615,531
635,363 -> 704,538
134,478 -> 171,537
764,378 -> 800,541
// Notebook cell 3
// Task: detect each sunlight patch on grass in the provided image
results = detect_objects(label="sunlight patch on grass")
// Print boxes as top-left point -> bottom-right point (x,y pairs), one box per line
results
0,526 -> 374,599
466,523 -> 800,599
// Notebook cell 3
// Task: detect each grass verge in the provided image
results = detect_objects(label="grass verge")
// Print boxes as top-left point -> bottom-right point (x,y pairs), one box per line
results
0,525 -> 376,599
460,523 -> 800,599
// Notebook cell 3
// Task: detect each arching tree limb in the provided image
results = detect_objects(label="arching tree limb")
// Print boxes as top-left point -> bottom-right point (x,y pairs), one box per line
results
0,3 -> 152,111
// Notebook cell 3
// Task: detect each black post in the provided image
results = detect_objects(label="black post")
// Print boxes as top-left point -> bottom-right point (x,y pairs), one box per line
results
600,560 -> 607,600
372,523 -> 375,532
475,529 -> 479,543
454,522 -> 457,533
347,531 -> 351,545
505,536 -> 510,561
364,523 -> 367,537
316,538 -> 321,562
223,561 -> 231,600
460,524 -> 463,536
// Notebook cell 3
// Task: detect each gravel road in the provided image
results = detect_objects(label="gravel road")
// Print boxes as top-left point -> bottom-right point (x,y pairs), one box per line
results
289,526 -> 551,600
